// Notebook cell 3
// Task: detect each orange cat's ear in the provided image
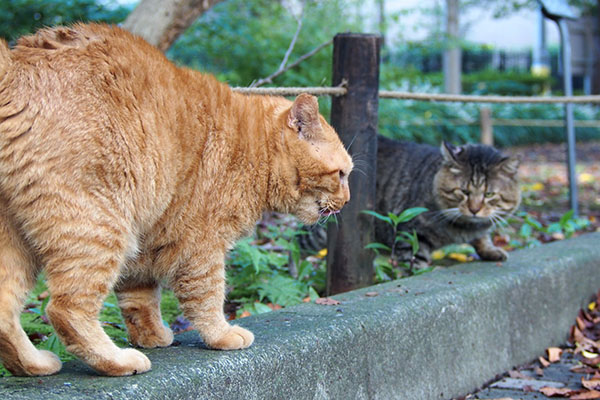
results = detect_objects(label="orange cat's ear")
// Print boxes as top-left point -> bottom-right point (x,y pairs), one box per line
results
287,94 -> 322,141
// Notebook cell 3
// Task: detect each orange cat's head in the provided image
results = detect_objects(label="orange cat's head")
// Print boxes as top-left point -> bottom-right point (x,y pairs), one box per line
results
276,94 -> 353,225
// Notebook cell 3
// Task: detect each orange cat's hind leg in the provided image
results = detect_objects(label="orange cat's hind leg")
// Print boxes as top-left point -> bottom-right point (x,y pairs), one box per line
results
115,282 -> 174,348
0,210 -> 62,376
41,224 -> 152,376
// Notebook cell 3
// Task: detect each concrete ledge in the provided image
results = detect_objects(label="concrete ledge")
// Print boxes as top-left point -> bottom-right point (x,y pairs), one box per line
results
2,232 -> 600,399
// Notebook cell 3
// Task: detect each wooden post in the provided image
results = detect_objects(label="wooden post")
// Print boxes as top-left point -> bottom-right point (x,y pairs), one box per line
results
327,33 -> 381,295
479,107 -> 493,145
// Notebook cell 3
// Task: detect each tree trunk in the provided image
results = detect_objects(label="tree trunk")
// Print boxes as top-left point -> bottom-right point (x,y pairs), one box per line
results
123,0 -> 224,52
443,0 -> 461,94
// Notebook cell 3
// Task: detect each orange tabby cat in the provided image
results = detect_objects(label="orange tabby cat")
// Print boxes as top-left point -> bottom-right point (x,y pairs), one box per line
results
0,23 -> 352,377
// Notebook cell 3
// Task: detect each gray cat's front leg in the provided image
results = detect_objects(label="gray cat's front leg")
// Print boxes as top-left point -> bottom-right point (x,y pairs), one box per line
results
395,242 -> 432,270
471,236 -> 508,261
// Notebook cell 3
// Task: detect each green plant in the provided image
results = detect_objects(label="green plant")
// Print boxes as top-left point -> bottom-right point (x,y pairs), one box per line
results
227,225 -> 324,317
501,210 -> 590,249
362,207 -> 428,279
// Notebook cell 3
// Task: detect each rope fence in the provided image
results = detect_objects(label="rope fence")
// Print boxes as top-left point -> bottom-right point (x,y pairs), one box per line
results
231,86 -> 600,104
406,119 -> 600,128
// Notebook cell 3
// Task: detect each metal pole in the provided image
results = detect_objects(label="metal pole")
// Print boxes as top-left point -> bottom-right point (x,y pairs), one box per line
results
557,18 -> 579,216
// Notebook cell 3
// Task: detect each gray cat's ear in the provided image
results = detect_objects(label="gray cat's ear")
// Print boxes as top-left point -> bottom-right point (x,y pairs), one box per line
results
441,141 -> 462,163
497,154 -> 521,177
287,93 -> 322,141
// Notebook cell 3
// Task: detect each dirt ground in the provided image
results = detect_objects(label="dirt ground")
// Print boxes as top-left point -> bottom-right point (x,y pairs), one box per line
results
507,140 -> 600,222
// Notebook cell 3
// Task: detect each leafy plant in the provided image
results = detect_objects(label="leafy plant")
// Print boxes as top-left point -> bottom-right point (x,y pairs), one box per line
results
227,223 -> 325,317
499,210 -> 591,249
362,207 -> 428,279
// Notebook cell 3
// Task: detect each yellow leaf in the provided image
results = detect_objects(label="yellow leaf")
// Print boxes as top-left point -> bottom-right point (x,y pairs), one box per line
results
316,248 -> 327,258
589,302 -> 597,311
530,182 -> 545,191
579,172 -> 594,184
431,250 -> 445,260
448,253 -> 468,263
582,350 -> 599,359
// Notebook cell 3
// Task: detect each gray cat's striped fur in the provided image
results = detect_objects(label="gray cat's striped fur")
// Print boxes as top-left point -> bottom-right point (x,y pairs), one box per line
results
301,136 -> 521,268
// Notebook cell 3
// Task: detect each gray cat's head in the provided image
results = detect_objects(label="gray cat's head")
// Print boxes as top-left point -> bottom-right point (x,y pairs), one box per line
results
433,141 -> 521,221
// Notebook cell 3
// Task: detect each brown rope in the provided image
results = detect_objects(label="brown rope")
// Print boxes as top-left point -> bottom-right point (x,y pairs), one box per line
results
232,86 -> 347,97
378,91 -> 600,104
232,86 -> 600,104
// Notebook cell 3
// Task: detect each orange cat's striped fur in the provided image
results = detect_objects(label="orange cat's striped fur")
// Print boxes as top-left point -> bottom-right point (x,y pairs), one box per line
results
0,23 -> 352,376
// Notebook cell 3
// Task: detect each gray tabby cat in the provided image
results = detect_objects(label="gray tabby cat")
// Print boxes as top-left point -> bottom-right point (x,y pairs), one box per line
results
301,136 -> 521,269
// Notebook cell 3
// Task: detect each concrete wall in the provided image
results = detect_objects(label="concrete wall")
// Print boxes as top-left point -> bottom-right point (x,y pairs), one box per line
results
2,232 -> 599,400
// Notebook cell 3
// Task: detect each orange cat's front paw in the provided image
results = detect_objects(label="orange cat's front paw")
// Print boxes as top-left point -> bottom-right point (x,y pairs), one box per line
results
208,326 -> 254,350
6,349 -> 63,377
93,348 -> 151,376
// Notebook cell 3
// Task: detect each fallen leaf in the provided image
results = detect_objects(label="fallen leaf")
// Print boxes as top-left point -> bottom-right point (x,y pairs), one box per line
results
315,297 -> 341,306
571,390 -> 600,399
571,365 -> 598,374
508,370 -> 533,380
316,248 -> 327,258
582,350 -> 599,359
551,232 -> 565,241
448,253 -> 469,263
579,173 -> 594,184
547,347 -> 563,362
539,356 -> 550,367
365,292 -> 379,297
532,182 -> 545,191
37,290 -> 49,301
302,296 -> 311,303
239,311 -> 251,318
431,250 -> 444,260
266,303 -> 282,310
539,386 -> 580,397
590,302 -> 597,312
582,378 -> 600,391
534,366 -> 544,376
577,318 -> 588,331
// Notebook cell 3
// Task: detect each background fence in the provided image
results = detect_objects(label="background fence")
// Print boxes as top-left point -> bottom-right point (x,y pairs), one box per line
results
232,33 -> 600,296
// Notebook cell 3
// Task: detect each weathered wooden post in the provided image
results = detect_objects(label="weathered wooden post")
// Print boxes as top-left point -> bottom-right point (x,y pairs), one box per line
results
327,33 -> 381,295
479,107 -> 493,145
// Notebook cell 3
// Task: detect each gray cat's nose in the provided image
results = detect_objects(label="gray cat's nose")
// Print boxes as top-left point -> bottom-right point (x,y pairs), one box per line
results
469,205 -> 482,215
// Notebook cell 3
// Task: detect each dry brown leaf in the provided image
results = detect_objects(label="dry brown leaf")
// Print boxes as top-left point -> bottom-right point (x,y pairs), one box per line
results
582,378 -> 600,391
365,291 -> 379,297
571,390 -> 600,400
573,326 -> 599,351
548,347 -> 563,363
579,316 -> 589,331
535,366 -> 545,376
37,290 -> 49,300
571,365 -> 598,374
508,370 -> 533,380
539,386 -> 580,397
315,297 -> 341,306
539,356 -> 551,367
